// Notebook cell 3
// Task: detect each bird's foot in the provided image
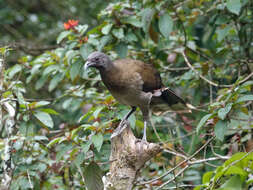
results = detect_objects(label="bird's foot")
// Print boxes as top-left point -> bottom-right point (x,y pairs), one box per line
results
135,138 -> 148,144
119,119 -> 127,127
142,134 -> 147,142
135,134 -> 148,143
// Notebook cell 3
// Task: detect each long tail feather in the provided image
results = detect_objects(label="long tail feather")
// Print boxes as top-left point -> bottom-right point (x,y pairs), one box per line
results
160,87 -> 186,105
151,87 -> 195,114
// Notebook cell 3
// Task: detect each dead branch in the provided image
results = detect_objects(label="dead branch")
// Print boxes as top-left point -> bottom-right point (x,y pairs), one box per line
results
103,121 -> 162,190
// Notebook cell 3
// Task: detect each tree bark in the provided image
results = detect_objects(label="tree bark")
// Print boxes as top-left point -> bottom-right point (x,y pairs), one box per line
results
103,121 -> 162,190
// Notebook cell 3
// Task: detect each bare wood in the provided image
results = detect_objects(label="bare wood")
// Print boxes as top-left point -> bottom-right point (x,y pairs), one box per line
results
103,121 -> 162,190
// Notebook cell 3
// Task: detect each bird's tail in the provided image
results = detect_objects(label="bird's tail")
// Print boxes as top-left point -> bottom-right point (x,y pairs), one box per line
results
150,87 -> 195,114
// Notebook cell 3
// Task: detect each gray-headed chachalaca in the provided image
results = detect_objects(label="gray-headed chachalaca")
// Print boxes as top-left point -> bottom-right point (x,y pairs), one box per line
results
85,51 -> 194,141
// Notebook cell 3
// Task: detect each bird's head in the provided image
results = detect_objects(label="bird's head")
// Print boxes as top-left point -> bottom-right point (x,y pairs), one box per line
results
85,51 -> 111,70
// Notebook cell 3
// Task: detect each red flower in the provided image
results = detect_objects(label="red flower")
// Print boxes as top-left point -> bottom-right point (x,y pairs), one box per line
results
64,19 -> 79,30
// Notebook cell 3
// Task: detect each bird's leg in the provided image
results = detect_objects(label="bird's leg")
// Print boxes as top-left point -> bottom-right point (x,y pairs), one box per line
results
141,112 -> 150,142
142,120 -> 147,142
120,106 -> 136,125
124,106 -> 137,120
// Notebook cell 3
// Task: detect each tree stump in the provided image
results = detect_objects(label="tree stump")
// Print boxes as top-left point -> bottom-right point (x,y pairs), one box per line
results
103,121 -> 162,190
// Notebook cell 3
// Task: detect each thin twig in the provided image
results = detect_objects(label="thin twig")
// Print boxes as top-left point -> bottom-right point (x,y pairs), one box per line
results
138,136 -> 215,185
157,153 -> 230,189
210,143 -> 230,160
150,114 -> 163,143
162,184 -> 196,189
182,51 -> 219,87
237,72 -> 253,85
173,0 -> 192,9
27,170 -> 34,189
77,166 -> 85,184
188,156 -> 230,165
182,50 -> 253,88
156,165 -> 189,189
163,149 -> 188,160
165,67 -> 190,71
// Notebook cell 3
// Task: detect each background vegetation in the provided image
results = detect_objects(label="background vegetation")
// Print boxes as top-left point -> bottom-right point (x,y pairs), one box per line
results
1,0 -> 253,189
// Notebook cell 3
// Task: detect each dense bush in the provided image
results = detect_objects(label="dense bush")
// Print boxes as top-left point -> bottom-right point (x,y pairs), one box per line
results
1,0 -> 253,189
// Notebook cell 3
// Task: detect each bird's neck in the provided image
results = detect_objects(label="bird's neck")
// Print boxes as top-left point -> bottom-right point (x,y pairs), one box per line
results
99,61 -> 118,88
99,60 -> 115,74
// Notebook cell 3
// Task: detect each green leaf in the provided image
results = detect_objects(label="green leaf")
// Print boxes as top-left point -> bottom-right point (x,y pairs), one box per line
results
79,107 -> 95,122
76,24 -> 88,35
196,113 -> 213,133
39,108 -> 59,115
43,65 -> 59,76
17,176 -> 31,189
35,74 -> 49,90
93,106 -> 105,118
125,32 -> 138,42
47,137 -> 63,147
66,50 -> 79,65
112,28 -> 124,39
83,162 -> 103,190
34,111 -> 54,128
30,101 -> 50,108
8,64 -> 22,78
81,141 -> 92,154
115,42 -> 128,58
98,35 -> 112,51
56,144 -> 73,160
62,98 -> 73,109
91,133 -> 103,152
159,13 -> 173,39
214,120 -> 228,141
193,185 -> 206,190
37,163 -> 47,172
227,0 -> 241,15
220,175 -> 242,190
202,171 -> 213,184
34,136 -> 49,141
224,166 -> 247,177
224,152 -> 246,166
122,16 -> 142,27
216,26 -> 230,42
49,72 -> 64,92
74,152 -> 85,167
236,95 -> 253,103
57,31 -> 72,44
80,44 -> 94,60
101,23 -> 113,35
142,8 -> 155,33
88,37 -> 99,46
70,60 -> 83,81
218,103 -> 232,120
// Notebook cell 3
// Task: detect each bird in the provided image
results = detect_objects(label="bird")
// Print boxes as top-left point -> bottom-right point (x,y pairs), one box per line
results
85,51 -> 194,141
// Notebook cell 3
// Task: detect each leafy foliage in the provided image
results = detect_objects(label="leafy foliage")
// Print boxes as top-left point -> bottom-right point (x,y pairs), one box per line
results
0,0 -> 253,189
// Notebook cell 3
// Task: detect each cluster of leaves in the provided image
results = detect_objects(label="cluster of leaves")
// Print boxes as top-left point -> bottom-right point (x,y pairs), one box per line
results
0,0 -> 253,189
196,152 -> 253,190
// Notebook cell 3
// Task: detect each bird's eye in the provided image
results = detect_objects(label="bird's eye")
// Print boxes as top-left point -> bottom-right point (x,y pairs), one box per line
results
95,57 -> 99,61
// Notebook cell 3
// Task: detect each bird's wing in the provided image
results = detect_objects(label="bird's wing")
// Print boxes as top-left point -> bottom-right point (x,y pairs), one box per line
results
113,59 -> 162,92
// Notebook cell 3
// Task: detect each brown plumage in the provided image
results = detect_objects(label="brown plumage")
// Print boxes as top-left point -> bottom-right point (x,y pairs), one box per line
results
85,51 -> 190,141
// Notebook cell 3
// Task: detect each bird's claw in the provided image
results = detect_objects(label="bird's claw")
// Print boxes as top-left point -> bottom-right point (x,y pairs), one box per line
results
119,119 -> 128,127
135,138 -> 148,144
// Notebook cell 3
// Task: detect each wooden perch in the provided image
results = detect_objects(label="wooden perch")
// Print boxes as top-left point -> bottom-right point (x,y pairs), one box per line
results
103,121 -> 162,190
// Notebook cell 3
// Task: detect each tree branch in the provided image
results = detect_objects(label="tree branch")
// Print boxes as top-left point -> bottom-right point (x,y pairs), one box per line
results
103,121 -> 162,190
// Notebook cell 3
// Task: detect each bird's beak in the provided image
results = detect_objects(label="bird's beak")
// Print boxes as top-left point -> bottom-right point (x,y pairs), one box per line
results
84,60 -> 93,70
